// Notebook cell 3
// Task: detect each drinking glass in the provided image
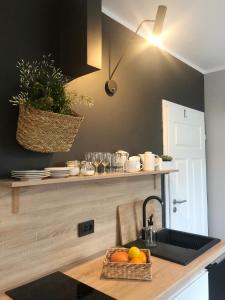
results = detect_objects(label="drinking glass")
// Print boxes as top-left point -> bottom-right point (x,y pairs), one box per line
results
107,152 -> 113,173
111,153 -> 122,173
84,152 -> 92,162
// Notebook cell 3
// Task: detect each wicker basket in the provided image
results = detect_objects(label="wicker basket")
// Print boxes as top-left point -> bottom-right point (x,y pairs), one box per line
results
102,248 -> 152,281
16,105 -> 84,153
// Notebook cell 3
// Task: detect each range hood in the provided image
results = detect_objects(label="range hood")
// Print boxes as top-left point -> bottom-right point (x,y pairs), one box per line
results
60,0 -> 102,79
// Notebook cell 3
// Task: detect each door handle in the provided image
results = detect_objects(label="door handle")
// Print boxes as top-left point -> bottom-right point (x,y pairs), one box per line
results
173,199 -> 187,205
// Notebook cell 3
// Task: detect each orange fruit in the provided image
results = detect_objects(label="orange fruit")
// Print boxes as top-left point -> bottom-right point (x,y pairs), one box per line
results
129,257 -> 144,264
110,251 -> 129,263
139,251 -> 147,263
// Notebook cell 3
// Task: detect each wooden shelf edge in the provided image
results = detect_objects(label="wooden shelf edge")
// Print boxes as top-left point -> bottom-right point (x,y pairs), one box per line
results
0,169 -> 178,189
0,169 -> 178,214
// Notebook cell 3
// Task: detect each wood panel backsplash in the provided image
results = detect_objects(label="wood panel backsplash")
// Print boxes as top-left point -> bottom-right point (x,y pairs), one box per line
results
0,175 -> 161,292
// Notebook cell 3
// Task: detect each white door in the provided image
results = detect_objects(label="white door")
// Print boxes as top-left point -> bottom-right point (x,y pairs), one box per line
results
163,100 -> 208,235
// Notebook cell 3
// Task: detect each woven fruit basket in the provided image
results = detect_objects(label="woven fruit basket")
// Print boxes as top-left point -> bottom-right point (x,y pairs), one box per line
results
102,248 -> 152,281
16,105 -> 84,153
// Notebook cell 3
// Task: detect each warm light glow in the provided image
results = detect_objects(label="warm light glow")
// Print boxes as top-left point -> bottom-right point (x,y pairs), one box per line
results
147,35 -> 161,47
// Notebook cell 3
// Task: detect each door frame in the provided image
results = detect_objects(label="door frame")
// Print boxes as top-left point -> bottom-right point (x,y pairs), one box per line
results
162,99 -> 171,228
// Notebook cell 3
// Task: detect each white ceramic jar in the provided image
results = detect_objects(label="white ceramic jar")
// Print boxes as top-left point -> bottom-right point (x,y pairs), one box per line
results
66,160 -> 80,176
80,162 -> 95,176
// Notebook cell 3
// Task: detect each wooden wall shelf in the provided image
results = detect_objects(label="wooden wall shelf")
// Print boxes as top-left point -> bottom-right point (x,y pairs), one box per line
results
0,169 -> 177,214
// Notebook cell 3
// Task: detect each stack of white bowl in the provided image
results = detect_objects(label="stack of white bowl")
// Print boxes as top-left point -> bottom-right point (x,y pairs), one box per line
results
44,167 -> 70,178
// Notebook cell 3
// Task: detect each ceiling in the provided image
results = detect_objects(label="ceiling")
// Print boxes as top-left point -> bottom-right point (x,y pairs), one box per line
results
102,0 -> 225,74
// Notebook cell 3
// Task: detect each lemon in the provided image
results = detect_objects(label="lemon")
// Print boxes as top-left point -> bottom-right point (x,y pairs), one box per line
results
128,246 -> 141,259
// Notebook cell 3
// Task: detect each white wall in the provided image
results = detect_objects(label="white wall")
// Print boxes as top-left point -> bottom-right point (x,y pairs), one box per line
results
205,70 -> 225,239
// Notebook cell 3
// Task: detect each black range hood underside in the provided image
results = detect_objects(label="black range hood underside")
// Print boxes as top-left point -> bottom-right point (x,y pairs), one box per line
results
60,0 -> 102,79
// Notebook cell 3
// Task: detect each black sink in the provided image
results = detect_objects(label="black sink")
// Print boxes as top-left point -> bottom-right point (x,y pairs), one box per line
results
125,228 -> 220,265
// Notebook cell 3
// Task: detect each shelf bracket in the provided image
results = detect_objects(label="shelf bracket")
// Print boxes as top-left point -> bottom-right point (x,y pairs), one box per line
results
12,187 -> 20,214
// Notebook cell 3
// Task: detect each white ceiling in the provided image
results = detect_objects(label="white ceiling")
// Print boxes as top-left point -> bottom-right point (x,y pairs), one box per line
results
102,0 -> 225,74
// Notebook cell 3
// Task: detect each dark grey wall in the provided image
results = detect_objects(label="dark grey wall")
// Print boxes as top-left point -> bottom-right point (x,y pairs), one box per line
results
0,2 -> 204,177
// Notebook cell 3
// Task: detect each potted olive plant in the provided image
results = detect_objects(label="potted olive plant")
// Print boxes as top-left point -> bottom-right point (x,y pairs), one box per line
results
160,155 -> 174,170
10,55 -> 93,153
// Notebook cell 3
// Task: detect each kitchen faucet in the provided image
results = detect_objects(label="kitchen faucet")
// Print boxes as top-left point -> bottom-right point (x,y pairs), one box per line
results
142,195 -> 164,240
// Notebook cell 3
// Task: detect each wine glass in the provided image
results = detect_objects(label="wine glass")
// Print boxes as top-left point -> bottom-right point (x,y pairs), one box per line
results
102,152 -> 111,174
92,152 -> 102,174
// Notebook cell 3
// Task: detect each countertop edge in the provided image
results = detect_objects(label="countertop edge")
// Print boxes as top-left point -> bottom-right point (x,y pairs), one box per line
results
157,241 -> 225,300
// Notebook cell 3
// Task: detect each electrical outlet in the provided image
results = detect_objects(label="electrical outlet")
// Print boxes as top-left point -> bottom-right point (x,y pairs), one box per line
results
78,220 -> 94,237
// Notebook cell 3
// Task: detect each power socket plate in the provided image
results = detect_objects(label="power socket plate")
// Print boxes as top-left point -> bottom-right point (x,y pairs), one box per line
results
78,220 -> 94,237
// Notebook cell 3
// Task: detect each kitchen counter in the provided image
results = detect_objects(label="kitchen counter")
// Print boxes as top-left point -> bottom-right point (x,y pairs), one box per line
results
1,241 -> 225,300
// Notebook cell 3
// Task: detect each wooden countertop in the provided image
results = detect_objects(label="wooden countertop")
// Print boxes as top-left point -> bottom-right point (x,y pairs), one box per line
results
1,241 -> 225,300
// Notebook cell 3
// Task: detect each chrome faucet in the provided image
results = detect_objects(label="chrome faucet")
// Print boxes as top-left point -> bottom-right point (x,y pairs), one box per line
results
142,195 -> 164,240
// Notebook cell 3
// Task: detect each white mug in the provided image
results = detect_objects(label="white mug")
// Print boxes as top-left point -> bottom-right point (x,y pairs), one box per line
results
129,156 -> 141,162
125,160 -> 143,173
155,157 -> 162,170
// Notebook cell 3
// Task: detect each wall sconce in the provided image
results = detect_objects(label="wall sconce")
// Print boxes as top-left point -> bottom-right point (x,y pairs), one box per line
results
105,5 -> 167,96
